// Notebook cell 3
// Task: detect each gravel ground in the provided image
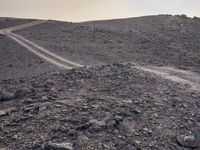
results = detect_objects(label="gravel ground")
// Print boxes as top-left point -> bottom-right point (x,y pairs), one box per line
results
1,16 -> 200,150
1,63 -> 200,150
15,15 -> 200,72
0,18 -> 34,30
0,35 -> 59,80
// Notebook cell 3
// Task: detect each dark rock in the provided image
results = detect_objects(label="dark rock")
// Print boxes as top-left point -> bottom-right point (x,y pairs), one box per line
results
41,142 -> 73,150
114,115 -> 123,123
122,144 -> 136,150
177,134 -> 200,148
133,108 -> 142,114
0,91 -> 15,101
68,129 -> 77,136
76,122 -> 93,131
51,125 -> 68,133
88,123 -> 103,133
14,87 -> 33,98
74,135 -> 90,150
23,104 -> 39,113
14,116 -> 32,123
170,144 -> 192,150
88,115 -> 123,133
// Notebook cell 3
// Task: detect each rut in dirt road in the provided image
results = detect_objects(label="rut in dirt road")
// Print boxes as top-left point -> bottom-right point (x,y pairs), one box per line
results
131,62 -> 200,92
0,21 -> 83,69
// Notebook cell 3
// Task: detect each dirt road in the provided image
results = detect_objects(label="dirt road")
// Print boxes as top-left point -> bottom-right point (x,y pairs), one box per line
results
131,62 -> 200,92
0,21 -> 83,69
1,20 -> 200,92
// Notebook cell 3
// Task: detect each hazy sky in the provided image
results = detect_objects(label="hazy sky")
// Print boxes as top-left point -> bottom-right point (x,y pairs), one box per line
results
0,0 -> 199,22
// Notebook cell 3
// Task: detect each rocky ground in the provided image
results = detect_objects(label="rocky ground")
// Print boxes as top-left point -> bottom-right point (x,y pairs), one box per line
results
0,35 -> 59,80
0,18 -> 33,29
1,15 -> 200,150
1,63 -> 200,150
15,15 -> 200,72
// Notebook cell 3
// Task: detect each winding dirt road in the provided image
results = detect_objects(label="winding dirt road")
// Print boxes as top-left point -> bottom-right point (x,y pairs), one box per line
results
1,20 -> 200,92
0,21 -> 83,69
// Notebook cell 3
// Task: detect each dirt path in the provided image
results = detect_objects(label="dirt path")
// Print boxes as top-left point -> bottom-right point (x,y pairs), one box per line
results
0,21 -> 83,69
1,20 -> 200,92
131,62 -> 200,92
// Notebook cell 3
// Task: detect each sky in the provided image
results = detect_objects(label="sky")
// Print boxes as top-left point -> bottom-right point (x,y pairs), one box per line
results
0,0 -> 199,22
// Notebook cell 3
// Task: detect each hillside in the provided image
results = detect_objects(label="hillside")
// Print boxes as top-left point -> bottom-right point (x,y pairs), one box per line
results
1,15 -> 200,150
1,64 -> 200,150
15,15 -> 200,72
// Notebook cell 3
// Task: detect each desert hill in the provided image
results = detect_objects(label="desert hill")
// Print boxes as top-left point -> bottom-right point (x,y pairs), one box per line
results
0,15 -> 200,150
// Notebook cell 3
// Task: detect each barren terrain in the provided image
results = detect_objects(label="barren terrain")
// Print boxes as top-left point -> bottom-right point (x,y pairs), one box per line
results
1,15 -> 200,150
16,15 -> 200,72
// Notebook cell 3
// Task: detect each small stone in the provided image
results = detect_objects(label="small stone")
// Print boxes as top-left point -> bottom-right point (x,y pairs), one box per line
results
91,104 -> 99,109
55,104 -> 62,108
143,127 -> 152,133
135,140 -> 141,144
113,129 -> 119,134
149,141 -> 157,147
76,122 -> 93,131
177,134 -> 200,148
23,104 -> 39,113
133,108 -> 141,114
74,135 -> 90,149
134,132 -> 140,136
42,142 -> 73,150
123,144 -> 136,150
83,115 -> 123,133
52,125 -> 68,133
152,114 -> 159,118
106,119 -> 116,130
122,100 -> 133,104
14,116 -> 31,123
170,144 -> 192,150
88,123 -> 103,133
1,92 -> 15,101
23,98 -> 34,104
114,115 -> 123,123
68,129 -> 76,136
183,103 -> 188,108
15,88 -> 33,98
0,110 -> 7,117
41,96 -> 48,101
12,134 -> 18,139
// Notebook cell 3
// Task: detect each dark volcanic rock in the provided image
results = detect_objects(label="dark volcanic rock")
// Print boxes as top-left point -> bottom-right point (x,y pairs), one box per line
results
77,115 -> 123,133
122,144 -> 136,150
14,87 -> 33,98
0,64 -> 200,149
0,91 -> 15,101
177,134 -> 200,148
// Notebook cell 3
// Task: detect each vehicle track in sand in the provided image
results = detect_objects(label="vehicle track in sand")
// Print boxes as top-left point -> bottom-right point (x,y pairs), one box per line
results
0,21 -> 83,69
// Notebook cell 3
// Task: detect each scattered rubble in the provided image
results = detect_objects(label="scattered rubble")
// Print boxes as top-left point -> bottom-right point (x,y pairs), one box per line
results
0,64 -> 200,149
177,134 -> 200,148
1,16 -> 200,149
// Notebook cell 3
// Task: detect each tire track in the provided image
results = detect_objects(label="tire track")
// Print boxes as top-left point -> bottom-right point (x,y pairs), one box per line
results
0,21 -> 83,69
